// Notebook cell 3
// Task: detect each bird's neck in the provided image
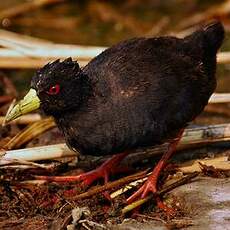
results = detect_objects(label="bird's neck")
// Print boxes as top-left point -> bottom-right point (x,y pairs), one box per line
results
51,74 -> 92,119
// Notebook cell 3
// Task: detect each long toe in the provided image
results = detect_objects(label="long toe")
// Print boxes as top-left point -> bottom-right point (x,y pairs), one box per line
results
35,152 -> 129,187
127,180 -> 175,215
79,166 -> 113,186
35,168 -> 108,186
126,184 -> 145,204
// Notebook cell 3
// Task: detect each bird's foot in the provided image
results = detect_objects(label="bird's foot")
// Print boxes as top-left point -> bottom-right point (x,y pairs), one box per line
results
35,152 -> 129,187
127,173 -> 175,216
126,129 -> 184,215
127,173 -> 158,204
63,166 -> 109,186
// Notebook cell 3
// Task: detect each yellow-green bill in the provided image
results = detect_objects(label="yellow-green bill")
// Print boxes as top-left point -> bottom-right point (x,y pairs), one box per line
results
5,88 -> 40,123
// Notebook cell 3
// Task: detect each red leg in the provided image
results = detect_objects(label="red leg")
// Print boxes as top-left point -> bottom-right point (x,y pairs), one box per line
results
35,152 -> 129,186
127,129 -> 184,214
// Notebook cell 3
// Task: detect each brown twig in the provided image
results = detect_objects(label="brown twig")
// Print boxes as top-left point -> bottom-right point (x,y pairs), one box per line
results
72,170 -> 148,200
110,175 -> 149,199
122,172 -> 199,214
157,172 -> 199,195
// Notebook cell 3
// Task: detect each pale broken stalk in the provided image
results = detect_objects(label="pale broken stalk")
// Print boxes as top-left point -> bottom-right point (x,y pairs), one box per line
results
0,144 -> 76,165
0,123 -> 230,165
110,174 -> 150,199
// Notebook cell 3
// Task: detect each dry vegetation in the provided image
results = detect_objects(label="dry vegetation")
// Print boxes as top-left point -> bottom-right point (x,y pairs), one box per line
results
0,0 -> 229,229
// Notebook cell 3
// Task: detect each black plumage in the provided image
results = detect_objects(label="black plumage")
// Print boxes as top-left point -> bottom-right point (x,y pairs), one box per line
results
8,21 -> 224,212
31,22 -> 224,157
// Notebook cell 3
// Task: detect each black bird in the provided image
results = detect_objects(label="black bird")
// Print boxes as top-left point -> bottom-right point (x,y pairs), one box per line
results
6,21 -> 224,212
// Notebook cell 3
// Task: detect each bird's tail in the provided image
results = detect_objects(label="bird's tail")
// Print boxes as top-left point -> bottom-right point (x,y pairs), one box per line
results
184,21 -> 225,76
202,21 -> 225,56
184,21 -> 225,55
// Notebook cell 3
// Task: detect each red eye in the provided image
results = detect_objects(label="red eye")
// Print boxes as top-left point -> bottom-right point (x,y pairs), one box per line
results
47,84 -> 60,95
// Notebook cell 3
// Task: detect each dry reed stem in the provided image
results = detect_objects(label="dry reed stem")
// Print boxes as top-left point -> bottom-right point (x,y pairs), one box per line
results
0,50 -> 229,69
209,93 -> 230,104
0,123 -> 229,165
3,117 -> 56,150
0,51 -> 229,69
72,170 -> 148,200
0,29 -> 229,69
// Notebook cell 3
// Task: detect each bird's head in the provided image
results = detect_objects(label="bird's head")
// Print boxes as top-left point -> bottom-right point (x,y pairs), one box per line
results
5,58 -> 90,122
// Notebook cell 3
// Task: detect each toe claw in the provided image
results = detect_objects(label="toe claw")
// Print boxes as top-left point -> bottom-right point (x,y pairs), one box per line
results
156,197 -> 175,216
